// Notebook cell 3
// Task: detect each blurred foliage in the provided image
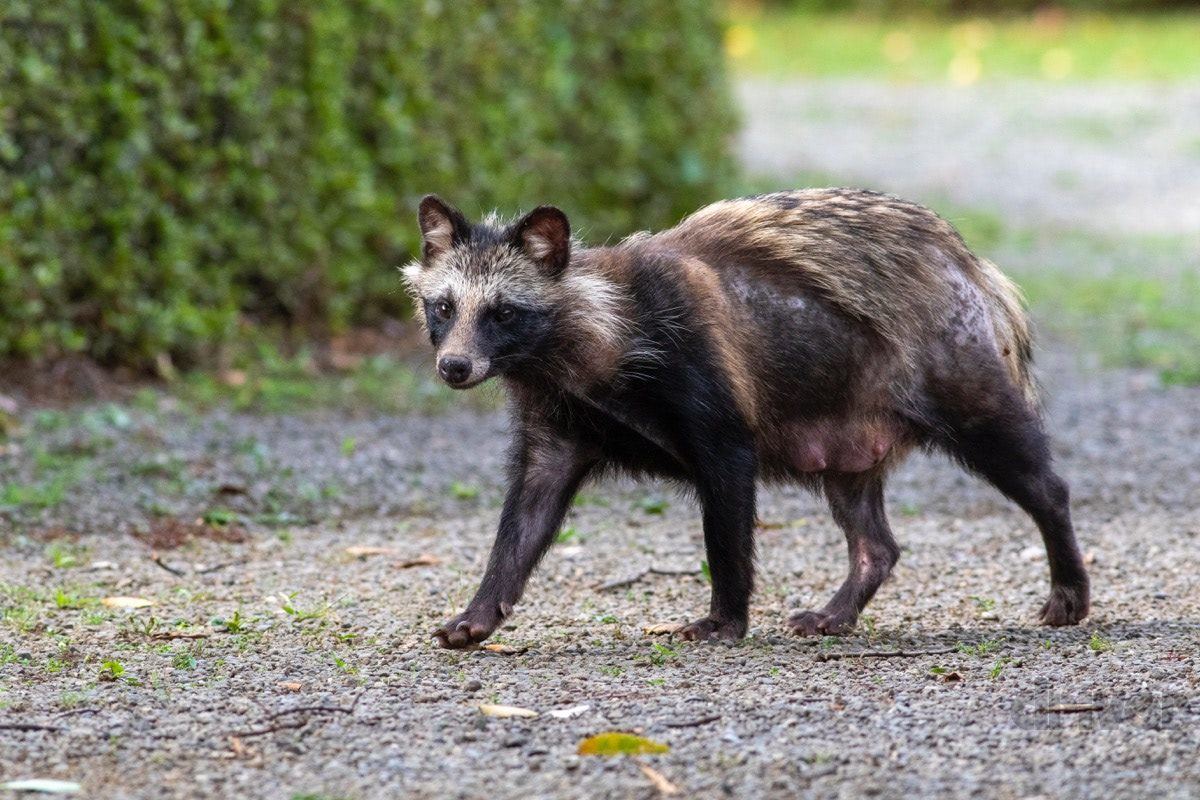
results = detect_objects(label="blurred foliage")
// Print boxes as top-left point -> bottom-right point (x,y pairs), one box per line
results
749,0 -> 1200,11
0,1 -> 737,368
727,5 -> 1200,80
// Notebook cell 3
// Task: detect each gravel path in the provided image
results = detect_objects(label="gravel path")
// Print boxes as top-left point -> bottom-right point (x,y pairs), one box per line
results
738,79 -> 1200,236
3,79 -> 1200,799
2,354 -> 1199,800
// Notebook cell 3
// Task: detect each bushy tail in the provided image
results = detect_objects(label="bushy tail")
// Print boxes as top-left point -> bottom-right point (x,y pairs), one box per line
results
977,259 -> 1037,405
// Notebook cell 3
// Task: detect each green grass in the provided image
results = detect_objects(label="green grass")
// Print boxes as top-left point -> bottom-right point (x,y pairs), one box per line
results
949,213 -> 1200,384
175,345 -> 501,415
1,473 -> 74,510
958,638 -> 1005,656
0,444 -> 93,513
726,6 -> 1200,81
555,526 -> 583,544
98,660 -> 125,681
449,482 -> 481,501
968,215 -> 1200,384
1018,268 -> 1200,384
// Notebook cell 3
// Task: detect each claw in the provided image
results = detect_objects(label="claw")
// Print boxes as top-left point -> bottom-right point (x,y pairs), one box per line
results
432,608 -> 503,649
1040,582 -> 1089,626
788,609 -> 857,637
678,616 -> 746,643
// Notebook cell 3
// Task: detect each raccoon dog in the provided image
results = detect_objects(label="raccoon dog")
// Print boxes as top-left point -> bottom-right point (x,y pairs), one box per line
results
402,189 -> 1089,647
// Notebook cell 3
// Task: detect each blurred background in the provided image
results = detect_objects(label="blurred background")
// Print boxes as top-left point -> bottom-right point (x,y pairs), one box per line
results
1,10 -> 1199,795
2,8 -> 1198,795
2,0 -> 1197,389
1,0 -> 1198,531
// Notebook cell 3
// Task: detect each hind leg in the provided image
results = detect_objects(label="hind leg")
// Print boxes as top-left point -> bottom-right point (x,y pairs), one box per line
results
939,391 -> 1089,625
789,473 -> 899,636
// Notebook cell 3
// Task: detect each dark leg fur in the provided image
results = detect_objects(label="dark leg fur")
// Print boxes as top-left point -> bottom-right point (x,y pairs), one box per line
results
938,388 -> 1089,626
677,439 -> 758,642
790,473 -> 899,636
433,430 -> 594,648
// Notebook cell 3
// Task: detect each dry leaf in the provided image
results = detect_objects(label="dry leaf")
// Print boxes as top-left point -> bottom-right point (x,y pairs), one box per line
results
643,623 -> 682,635
577,732 -> 669,756
547,704 -> 590,719
481,643 -> 528,655
479,704 -> 538,719
345,545 -> 396,557
639,763 -> 680,796
101,596 -> 154,609
397,553 -> 441,568
277,682 -> 303,692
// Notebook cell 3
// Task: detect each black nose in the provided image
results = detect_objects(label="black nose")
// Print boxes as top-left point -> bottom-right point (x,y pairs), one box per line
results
438,355 -> 472,386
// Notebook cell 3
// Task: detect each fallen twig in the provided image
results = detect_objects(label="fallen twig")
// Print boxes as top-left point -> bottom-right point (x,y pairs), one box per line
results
816,646 -> 956,662
650,566 -> 702,576
263,703 -> 355,720
664,714 -> 721,729
233,718 -> 308,739
594,571 -> 647,591
54,708 -> 102,718
1037,703 -> 1105,714
636,760 -> 681,796
396,553 -> 441,569
151,553 -> 186,577
0,722 -> 62,732
233,689 -> 368,739
594,566 -> 702,592
151,552 -> 238,577
195,561 -> 238,575
151,630 -> 212,640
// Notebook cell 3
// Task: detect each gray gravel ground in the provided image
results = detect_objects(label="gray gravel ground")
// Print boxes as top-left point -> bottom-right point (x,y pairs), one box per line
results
738,79 -> 1200,236
3,77 -> 1200,799
2,352 -> 1199,800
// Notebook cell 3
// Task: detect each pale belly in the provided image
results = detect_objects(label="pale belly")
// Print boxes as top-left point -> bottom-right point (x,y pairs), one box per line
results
785,415 -> 903,473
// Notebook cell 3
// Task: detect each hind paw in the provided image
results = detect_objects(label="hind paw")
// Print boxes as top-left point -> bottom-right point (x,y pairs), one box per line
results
788,609 -> 857,637
1040,582 -> 1089,626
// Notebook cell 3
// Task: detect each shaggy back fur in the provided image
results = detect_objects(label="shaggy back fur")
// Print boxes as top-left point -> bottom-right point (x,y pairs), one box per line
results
654,189 -> 1035,398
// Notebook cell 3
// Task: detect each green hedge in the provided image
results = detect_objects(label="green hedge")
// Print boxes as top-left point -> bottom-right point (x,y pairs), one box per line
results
761,0 -> 1199,11
0,1 -> 737,368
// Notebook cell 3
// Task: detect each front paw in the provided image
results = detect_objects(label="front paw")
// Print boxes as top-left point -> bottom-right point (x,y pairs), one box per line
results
432,607 -> 503,649
1040,581 -> 1089,626
678,616 -> 747,643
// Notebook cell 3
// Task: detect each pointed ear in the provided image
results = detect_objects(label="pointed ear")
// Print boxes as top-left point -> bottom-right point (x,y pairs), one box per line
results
417,195 -> 470,262
513,206 -> 571,276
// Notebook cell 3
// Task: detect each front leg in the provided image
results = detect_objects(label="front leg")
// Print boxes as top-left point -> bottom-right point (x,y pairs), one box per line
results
678,438 -> 758,643
434,429 -> 594,649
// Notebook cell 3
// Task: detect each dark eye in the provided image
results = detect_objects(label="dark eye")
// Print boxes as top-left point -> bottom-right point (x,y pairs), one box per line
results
495,305 -> 516,323
434,301 -> 453,320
